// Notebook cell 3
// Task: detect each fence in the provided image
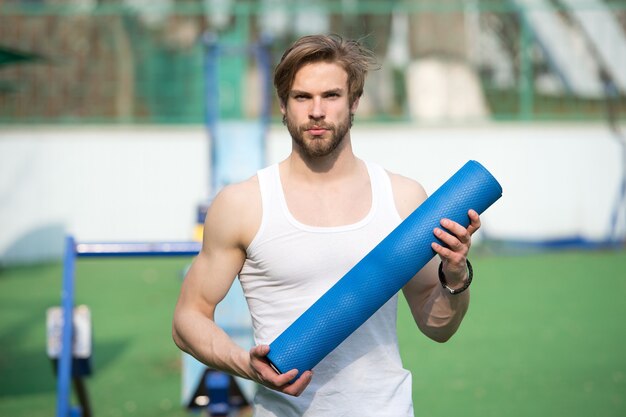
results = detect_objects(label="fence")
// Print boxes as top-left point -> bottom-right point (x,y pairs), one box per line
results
1,0 -> 625,124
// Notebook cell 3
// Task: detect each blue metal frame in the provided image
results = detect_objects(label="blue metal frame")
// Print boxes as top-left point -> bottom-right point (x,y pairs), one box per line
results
55,236 -> 200,417
75,241 -> 201,258
203,32 -> 272,198
56,236 -> 77,417
194,34 -> 272,415
203,32 -> 221,198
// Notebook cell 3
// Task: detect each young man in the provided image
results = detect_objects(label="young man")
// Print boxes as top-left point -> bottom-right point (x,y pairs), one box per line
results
173,34 -> 481,416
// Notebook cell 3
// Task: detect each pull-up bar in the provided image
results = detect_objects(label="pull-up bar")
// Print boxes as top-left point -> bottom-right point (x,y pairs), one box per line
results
75,241 -> 201,257
55,236 -> 200,417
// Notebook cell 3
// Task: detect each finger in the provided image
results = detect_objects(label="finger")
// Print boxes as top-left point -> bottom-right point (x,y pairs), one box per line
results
281,371 -> 313,397
249,345 -> 284,384
263,368 -> 306,393
250,344 -> 270,359
433,231 -> 460,257
254,364 -> 297,389
431,241 -> 464,265
269,368 -> 300,386
434,226 -> 466,254
466,209 -> 482,235
440,218 -> 471,245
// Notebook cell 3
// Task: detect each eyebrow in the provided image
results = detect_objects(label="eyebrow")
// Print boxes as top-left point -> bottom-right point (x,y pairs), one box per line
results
322,88 -> 344,96
289,90 -> 310,97
289,88 -> 345,97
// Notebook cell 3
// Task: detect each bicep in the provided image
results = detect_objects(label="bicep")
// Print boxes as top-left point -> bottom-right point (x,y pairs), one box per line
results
175,187 -> 251,319
177,246 -> 244,319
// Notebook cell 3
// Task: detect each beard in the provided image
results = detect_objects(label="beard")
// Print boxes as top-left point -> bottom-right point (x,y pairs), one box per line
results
285,112 -> 352,158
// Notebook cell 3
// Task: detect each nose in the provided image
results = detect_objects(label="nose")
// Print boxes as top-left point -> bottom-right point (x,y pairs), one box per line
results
309,97 -> 325,120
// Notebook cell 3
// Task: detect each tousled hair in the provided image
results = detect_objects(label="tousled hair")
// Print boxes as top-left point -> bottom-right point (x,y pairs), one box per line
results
273,34 -> 379,108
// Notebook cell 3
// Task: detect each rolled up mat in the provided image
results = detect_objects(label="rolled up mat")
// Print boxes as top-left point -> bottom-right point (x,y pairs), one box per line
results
266,160 -> 503,379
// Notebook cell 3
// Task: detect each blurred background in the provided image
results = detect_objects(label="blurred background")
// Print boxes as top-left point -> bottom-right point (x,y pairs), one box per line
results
1,0 -> 625,416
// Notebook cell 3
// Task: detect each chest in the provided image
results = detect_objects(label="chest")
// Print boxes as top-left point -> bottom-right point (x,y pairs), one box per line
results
282,180 -> 372,227
249,226 -> 386,299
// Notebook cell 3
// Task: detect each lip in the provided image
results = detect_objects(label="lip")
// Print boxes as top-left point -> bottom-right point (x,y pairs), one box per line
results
307,127 -> 327,135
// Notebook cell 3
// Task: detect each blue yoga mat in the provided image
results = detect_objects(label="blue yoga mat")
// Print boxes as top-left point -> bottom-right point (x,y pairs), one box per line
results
266,160 -> 503,378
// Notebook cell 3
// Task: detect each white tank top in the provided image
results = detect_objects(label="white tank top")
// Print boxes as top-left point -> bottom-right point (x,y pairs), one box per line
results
239,161 -> 414,417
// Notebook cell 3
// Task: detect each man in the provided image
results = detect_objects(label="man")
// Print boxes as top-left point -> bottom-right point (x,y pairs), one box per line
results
173,34 -> 481,416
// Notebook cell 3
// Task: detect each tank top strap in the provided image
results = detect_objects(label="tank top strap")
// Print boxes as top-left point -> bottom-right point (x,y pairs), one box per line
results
256,163 -> 280,215
364,160 -> 402,223
248,164 -> 283,250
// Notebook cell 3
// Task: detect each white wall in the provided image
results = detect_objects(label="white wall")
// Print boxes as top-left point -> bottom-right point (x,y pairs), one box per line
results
0,122 -> 622,264
0,126 -> 209,264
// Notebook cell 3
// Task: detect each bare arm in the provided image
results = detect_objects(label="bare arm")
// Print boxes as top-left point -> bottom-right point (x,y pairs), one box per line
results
390,172 -> 480,343
172,182 -> 255,377
172,180 -> 311,396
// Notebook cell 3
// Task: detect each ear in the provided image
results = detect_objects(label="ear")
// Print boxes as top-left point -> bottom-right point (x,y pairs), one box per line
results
279,100 -> 287,117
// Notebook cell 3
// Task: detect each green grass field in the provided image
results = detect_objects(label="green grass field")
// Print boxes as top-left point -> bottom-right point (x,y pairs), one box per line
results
1,249 -> 625,417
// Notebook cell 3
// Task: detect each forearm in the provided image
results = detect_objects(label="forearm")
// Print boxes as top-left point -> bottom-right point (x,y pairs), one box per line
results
416,285 -> 469,343
172,308 -> 254,380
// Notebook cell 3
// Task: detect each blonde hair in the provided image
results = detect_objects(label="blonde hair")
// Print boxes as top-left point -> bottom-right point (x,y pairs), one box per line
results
273,34 -> 379,108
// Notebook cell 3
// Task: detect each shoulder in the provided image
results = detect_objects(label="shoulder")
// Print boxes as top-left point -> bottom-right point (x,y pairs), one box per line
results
385,170 -> 428,219
211,175 -> 260,209
203,175 -> 262,250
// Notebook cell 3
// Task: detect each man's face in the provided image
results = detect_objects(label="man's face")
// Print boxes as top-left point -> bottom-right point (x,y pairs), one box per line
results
281,61 -> 358,158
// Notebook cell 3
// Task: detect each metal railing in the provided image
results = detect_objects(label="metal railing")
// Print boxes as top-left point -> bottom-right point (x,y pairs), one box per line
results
54,236 -> 201,417
1,0 -> 624,124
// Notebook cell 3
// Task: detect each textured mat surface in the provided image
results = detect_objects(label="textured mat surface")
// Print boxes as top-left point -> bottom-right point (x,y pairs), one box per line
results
266,160 -> 503,378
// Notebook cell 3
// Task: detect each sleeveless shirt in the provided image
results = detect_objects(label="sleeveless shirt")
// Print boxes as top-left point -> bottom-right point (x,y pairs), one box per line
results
238,161 -> 415,417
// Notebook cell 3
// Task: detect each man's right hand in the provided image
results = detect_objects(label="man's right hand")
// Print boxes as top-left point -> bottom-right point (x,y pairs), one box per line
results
249,345 -> 313,397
